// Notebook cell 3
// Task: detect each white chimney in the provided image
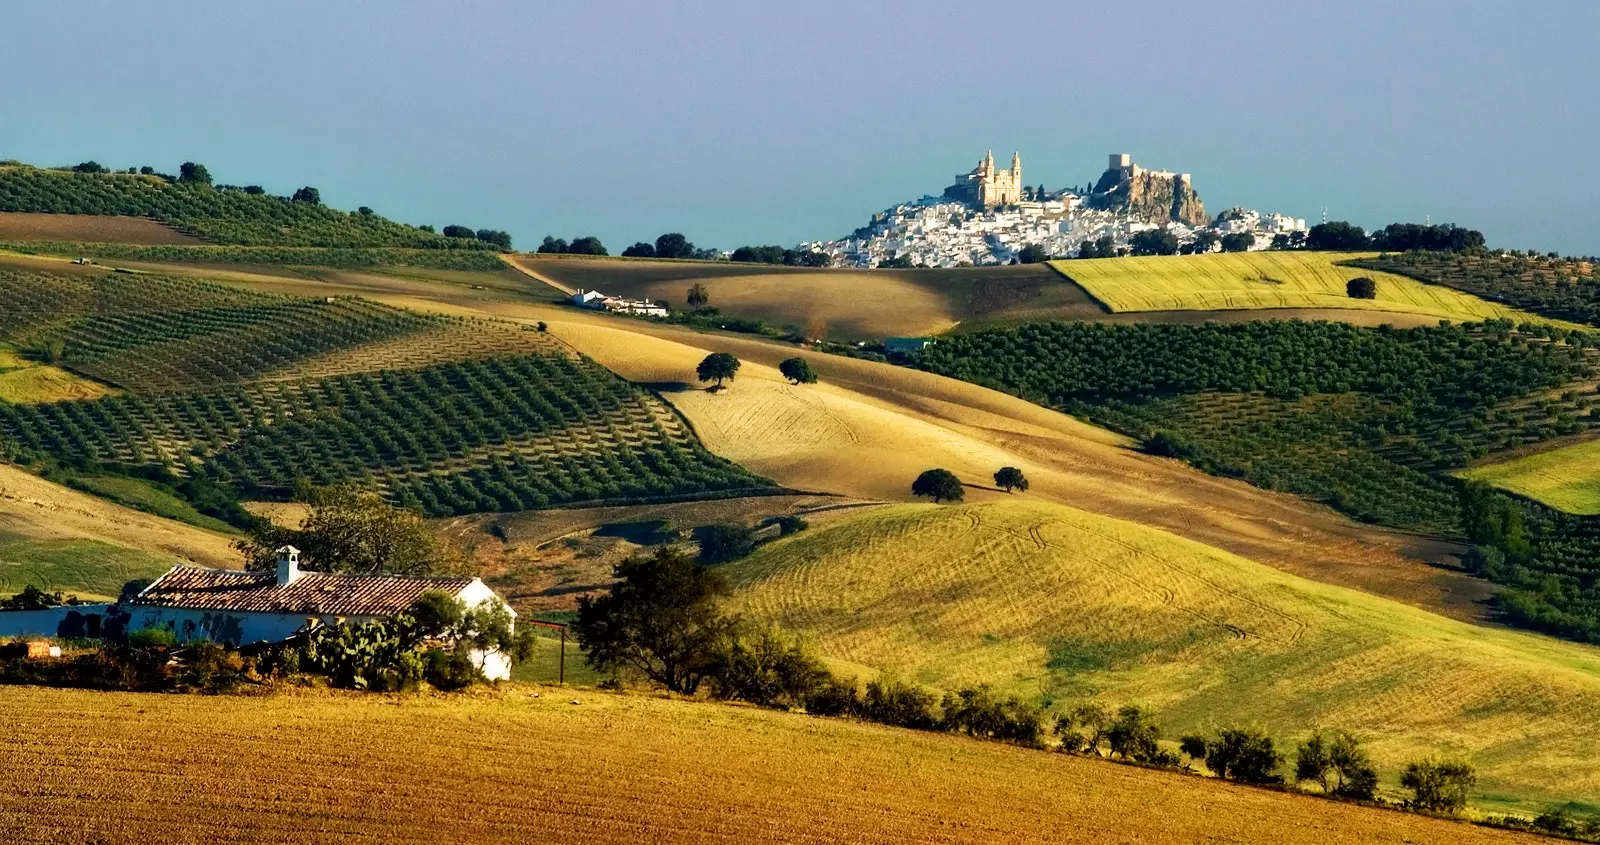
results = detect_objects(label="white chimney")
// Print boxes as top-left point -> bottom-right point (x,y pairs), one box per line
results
276,545 -> 303,585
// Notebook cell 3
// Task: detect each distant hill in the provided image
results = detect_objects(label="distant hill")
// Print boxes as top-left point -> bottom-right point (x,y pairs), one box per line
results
0,162 -> 500,249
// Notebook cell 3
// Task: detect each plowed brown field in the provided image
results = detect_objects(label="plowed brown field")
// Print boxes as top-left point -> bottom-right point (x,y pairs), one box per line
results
0,685 -> 1557,845
0,212 -> 202,244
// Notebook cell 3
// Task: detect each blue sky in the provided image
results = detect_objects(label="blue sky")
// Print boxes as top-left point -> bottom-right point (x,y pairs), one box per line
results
1,0 -> 1595,255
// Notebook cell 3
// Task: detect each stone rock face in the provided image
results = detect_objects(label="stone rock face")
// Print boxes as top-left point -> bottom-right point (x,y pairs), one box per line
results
1088,157 -> 1207,226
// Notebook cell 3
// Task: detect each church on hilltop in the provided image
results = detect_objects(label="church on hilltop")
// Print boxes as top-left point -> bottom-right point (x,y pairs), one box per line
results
944,150 -> 1023,208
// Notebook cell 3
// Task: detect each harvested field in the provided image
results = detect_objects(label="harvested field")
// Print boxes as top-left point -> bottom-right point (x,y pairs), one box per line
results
1458,438 -> 1600,514
1051,251 -> 1561,324
730,499 -> 1600,813
0,212 -> 202,245
0,684 -> 1559,844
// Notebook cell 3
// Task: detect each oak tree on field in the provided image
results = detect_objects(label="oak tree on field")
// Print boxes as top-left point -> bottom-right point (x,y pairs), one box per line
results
573,546 -> 734,693
911,469 -> 964,503
697,352 -> 740,387
779,357 -> 818,385
655,232 -> 695,259
1347,276 -> 1377,299
994,466 -> 1028,493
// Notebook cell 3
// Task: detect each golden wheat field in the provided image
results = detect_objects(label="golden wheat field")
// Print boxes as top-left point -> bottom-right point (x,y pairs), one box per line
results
727,499 -> 1600,814
1050,251 -> 1558,324
0,685 -> 1563,845
1457,438 -> 1600,514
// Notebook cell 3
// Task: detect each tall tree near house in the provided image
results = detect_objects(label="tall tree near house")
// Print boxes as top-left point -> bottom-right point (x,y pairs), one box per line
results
235,483 -> 466,576
573,546 -> 734,694
696,352 -> 740,388
687,282 -> 710,310
994,467 -> 1028,493
911,469 -> 964,504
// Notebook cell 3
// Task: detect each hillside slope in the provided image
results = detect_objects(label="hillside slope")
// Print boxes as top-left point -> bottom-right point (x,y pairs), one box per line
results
0,684 -> 1557,845
729,499 -> 1600,813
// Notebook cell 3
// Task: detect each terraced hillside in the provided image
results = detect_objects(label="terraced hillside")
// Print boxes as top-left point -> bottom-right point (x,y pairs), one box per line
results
0,162 -> 501,249
0,268 -> 771,520
0,685 -> 1565,845
730,499 -> 1600,815
1050,251 -> 1562,324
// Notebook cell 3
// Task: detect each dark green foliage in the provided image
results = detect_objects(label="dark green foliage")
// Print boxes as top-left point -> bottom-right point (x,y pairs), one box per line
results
236,485 -> 463,576
1055,702 -> 1111,755
686,282 -> 710,310
574,547 -> 735,694
860,676 -> 939,730
1017,244 -> 1051,264
621,242 -> 656,258
779,357 -> 817,385
290,186 -> 321,205
1077,236 -> 1116,259
878,255 -> 915,269
475,229 -> 513,250
127,627 -> 177,648
1369,223 -> 1485,253
1130,229 -> 1179,256
773,515 -> 808,536
1179,734 -> 1208,763
697,352 -> 740,387
802,675 -> 860,716
567,236 -> 607,256
1533,808 -> 1581,837
72,161 -> 108,174
940,684 -> 1044,746
177,162 -> 212,186
1400,758 -> 1476,814
1295,730 -> 1379,800
0,585 -> 65,611
994,466 -> 1028,493
1346,276 -> 1377,299
654,233 -> 694,260
1106,705 -> 1171,764
707,625 -> 831,709
1350,251 -> 1600,326
1220,232 -> 1254,253
911,468 -> 964,503
1306,221 -> 1370,250
444,225 -> 476,239
1198,727 -> 1283,784
697,523 -> 757,564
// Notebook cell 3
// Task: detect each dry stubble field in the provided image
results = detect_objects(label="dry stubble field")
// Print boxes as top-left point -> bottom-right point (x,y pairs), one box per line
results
0,684 -> 1560,845
0,212 -> 202,245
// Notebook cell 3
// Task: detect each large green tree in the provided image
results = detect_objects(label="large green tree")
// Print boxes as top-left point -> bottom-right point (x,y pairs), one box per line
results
235,483 -> 465,576
911,469 -> 964,503
779,357 -> 818,385
573,546 -> 735,693
655,232 -> 695,259
697,352 -> 740,387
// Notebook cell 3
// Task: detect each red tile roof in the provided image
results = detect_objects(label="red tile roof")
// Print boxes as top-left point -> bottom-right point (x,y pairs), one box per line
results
132,566 -> 477,617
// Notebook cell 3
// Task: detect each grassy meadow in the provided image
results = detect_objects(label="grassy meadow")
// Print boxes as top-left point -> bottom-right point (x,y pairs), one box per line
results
0,684 -> 1554,845
0,537 -> 174,600
1458,439 -> 1600,514
1050,251 -> 1557,324
728,499 -> 1600,813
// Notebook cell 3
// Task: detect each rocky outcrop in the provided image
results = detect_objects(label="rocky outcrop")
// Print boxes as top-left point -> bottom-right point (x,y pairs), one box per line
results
1088,157 -> 1207,226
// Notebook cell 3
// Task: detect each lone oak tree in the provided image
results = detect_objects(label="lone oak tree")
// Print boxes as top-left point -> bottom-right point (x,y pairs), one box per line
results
697,352 -> 740,388
912,469 -> 965,503
779,357 -> 818,385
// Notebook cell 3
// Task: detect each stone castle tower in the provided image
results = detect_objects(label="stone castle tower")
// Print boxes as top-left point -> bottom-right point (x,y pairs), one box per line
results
944,150 -> 1023,208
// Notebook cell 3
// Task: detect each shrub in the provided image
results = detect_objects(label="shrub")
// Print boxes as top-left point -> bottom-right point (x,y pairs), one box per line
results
773,515 -> 809,536
1347,277 -> 1378,299
0,585 -> 66,611
1400,758 -> 1476,814
422,644 -> 476,692
860,676 -> 939,730
1295,729 -> 1378,800
803,676 -> 859,717
940,685 -> 1043,747
707,626 -> 829,710
1106,705 -> 1164,763
174,640 -> 250,693
127,628 -> 178,649
1203,727 -> 1283,784
1056,702 -> 1111,754
697,523 -> 757,564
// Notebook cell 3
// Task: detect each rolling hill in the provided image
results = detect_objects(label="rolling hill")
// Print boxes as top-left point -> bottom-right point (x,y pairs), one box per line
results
0,684 -> 1560,845
1458,439 -> 1600,514
728,498 -> 1600,814
1049,251 -> 1566,325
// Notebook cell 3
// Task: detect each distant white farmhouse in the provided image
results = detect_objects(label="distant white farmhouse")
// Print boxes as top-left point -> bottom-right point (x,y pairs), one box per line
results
570,288 -> 668,318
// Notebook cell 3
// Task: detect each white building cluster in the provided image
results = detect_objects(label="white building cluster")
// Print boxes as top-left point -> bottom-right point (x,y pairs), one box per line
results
800,194 -> 1307,269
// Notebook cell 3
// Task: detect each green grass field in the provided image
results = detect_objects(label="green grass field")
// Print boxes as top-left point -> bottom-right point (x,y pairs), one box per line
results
1457,439 -> 1600,514
0,536 -> 174,600
727,499 -> 1600,814
62,475 -> 239,534
1049,252 -> 1559,324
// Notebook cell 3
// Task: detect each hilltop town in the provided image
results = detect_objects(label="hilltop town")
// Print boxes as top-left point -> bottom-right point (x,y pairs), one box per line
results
802,151 -> 1307,268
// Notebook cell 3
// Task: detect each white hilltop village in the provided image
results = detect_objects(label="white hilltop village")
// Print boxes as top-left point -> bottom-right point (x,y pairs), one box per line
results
794,151 -> 1308,268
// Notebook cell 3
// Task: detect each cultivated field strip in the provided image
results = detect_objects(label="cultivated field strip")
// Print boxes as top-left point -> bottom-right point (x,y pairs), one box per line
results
1458,438 -> 1600,514
1050,252 -> 1551,324
0,685 -> 1552,844
728,500 -> 1600,812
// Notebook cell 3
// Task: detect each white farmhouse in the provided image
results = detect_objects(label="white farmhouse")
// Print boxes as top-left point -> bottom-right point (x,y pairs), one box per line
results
125,546 -> 518,680
571,289 -> 607,308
